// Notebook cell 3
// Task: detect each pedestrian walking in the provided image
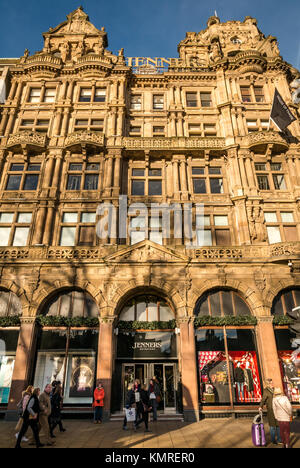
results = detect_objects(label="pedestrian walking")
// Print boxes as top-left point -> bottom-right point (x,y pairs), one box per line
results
135,384 -> 152,432
148,378 -> 160,422
123,383 -> 135,430
15,388 -> 44,449
93,381 -> 105,423
272,387 -> 293,449
50,382 -> 66,437
39,384 -> 54,446
259,378 -> 282,445
15,385 -> 34,443
133,379 -> 142,423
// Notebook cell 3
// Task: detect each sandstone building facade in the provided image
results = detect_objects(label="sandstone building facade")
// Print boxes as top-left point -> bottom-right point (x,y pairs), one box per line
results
0,8 -> 300,421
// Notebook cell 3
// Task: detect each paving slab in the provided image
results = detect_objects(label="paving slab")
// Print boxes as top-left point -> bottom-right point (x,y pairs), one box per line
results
1,418 -> 300,449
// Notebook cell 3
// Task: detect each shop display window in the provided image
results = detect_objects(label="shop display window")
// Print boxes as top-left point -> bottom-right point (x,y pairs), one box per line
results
197,328 -> 262,405
275,329 -> 300,403
0,330 -> 19,404
34,329 -> 98,404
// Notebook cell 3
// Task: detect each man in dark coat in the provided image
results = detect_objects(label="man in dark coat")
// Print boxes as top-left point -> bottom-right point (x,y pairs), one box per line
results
259,378 -> 282,445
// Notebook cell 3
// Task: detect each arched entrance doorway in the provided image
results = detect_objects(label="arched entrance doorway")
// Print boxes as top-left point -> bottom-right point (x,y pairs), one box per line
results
112,293 -> 180,415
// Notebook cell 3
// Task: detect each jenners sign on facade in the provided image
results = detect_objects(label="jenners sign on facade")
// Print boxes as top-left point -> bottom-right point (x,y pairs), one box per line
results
117,332 -> 177,359
126,57 -> 181,68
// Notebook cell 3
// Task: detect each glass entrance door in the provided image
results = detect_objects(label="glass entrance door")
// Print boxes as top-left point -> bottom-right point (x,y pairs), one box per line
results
121,362 -> 178,412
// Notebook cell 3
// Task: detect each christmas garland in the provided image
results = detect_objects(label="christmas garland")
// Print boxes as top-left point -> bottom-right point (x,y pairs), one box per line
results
0,315 -> 21,327
36,315 -> 99,328
118,320 -> 176,330
272,315 -> 293,326
194,315 -> 257,327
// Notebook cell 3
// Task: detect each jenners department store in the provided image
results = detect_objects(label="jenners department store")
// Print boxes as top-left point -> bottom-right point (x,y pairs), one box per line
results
0,8 -> 300,421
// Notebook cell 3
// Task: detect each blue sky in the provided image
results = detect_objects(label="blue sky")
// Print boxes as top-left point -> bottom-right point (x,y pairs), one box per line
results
0,0 -> 299,69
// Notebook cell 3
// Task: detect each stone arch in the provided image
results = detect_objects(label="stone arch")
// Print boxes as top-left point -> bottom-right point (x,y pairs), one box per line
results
33,280 -> 101,317
0,281 -> 29,310
0,284 -> 23,316
265,279 -> 300,310
104,279 -> 182,319
189,279 -> 263,316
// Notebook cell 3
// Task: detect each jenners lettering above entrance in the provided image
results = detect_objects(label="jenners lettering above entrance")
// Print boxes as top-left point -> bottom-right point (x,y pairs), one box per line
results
126,57 -> 181,68
132,341 -> 162,350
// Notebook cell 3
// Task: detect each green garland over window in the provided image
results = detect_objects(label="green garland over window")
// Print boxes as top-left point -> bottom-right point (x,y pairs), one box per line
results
36,315 -> 99,327
0,315 -> 21,327
118,320 -> 176,330
194,315 -> 257,327
272,315 -> 293,326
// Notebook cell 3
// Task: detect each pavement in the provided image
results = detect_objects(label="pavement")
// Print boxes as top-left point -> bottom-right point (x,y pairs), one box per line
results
1,417 -> 300,449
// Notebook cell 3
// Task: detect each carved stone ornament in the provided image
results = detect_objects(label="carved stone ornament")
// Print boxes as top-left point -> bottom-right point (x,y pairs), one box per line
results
7,131 -> 47,150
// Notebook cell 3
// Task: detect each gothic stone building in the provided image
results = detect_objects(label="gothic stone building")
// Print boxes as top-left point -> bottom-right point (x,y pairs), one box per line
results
0,8 -> 300,421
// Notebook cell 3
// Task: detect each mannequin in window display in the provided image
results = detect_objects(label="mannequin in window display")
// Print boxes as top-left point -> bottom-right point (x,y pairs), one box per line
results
244,361 -> 255,401
234,362 -> 245,401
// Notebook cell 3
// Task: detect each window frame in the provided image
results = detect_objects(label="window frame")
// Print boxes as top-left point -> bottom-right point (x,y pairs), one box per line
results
0,211 -> 33,247
4,162 -> 41,192
58,211 -> 97,247
254,161 -> 287,191
65,161 -> 100,192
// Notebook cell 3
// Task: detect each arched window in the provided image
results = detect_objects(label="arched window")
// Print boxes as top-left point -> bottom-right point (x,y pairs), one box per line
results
43,290 -> 98,318
271,288 -> 300,316
195,289 -> 251,317
0,290 -> 21,316
119,295 -> 174,322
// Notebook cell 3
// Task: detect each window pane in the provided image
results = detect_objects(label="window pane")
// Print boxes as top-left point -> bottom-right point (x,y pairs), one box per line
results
200,92 -> 212,107
10,164 -> 24,171
186,92 -> 197,107
148,180 -> 162,196
20,120 -> 34,127
196,229 -> 212,246
149,169 -> 162,177
67,175 -> 81,190
81,212 -> 96,223
271,163 -> 282,171
79,88 -> 92,101
153,95 -> 164,109
60,227 -> 76,246
254,87 -> 264,102
0,228 -> 11,246
234,294 -> 251,316
273,174 -> 286,190
69,163 -> 83,171
210,178 -> 223,193
209,167 -> 221,175
62,213 -> 77,223
23,174 -> 39,190
159,302 -> 173,321
84,174 -> 98,190
210,292 -> 221,316
86,163 -> 100,171
267,226 -> 281,244
29,88 -> 41,102
147,302 -> 158,321
192,167 -> 205,175
283,226 -> 298,242
43,89 -> 56,102
240,87 -> 251,102
120,304 -> 135,321
13,227 -> 29,246
132,169 -> 144,177
215,230 -> 231,245
280,212 -> 293,223
17,213 -> 32,223
196,215 -> 210,227
214,215 -> 228,226
94,88 -> 106,102
222,291 -> 234,316
257,175 -> 270,190
75,119 -> 88,126
255,164 -> 266,171
264,212 -> 277,223
27,164 -> 41,172
193,178 -> 206,193
130,217 -> 146,228
132,180 -> 145,195
78,226 -> 94,246
131,95 -> 142,110
0,213 -> 14,223
6,175 -> 21,190
136,301 -> 147,321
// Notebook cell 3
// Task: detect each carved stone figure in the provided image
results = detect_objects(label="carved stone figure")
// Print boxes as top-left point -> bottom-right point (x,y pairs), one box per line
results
209,42 -> 221,62
59,41 -> 70,62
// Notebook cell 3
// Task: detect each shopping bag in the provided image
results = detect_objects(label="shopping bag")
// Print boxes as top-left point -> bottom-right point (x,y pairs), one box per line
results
125,408 -> 136,422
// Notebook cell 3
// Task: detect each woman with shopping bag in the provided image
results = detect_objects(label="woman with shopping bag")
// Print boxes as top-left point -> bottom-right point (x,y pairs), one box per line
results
272,387 -> 293,449
123,384 -> 136,430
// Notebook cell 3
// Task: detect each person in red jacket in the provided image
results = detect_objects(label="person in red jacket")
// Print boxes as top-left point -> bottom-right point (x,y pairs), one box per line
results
93,381 -> 105,424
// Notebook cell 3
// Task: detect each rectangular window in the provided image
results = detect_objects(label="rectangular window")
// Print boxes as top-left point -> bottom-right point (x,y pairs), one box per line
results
131,180 -> 145,196
66,162 -> 99,191
131,95 -> 142,110
79,88 -> 92,102
0,212 -> 32,246
240,87 -> 251,103
267,226 -> 281,244
5,163 -> 41,191
43,88 -> 56,103
273,174 -> 286,190
153,95 -> 164,110
254,87 -> 265,103
28,88 -> 41,103
215,229 -> 231,245
256,175 -> 270,190
130,126 -> 141,135
281,212 -> 294,223
186,92 -> 197,107
94,88 -> 106,102
210,178 -> 223,194
200,92 -> 212,107
153,126 -> 165,137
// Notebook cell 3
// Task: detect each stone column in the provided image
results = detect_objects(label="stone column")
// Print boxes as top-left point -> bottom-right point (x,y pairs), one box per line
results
0,108 -> 9,136
6,317 -> 38,420
172,156 -> 180,199
4,109 -> 15,136
32,206 -> 47,245
53,109 -> 63,136
104,153 -> 114,196
179,156 -> 188,200
178,316 -> 199,422
61,109 -> 70,137
97,317 -> 115,420
42,205 -> 55,246
7,79 -> 18,101
113,152 -> 122,197
244,151 -> 257,196
51,152 -> 63,196
255,316 -> 283,390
